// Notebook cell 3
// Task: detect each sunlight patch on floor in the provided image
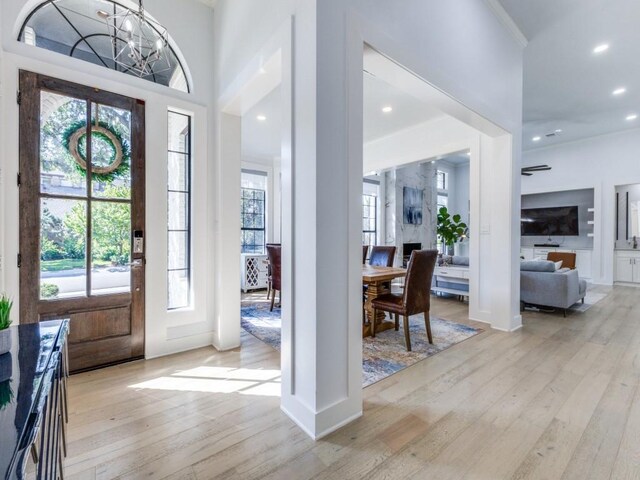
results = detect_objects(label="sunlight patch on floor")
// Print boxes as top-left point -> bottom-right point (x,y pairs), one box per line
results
128,366 -> 282,397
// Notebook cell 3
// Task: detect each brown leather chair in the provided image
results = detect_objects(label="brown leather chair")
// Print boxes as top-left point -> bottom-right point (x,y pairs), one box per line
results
363,245 -> 369,264
371,250 -> 438,351
266,244 -> 281,311
369,246 -> 396,267
265,243 -> 281,300
547,251 -> 576,270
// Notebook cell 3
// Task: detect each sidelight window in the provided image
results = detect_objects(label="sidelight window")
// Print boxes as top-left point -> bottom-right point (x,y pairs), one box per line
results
167,111 -> 192,310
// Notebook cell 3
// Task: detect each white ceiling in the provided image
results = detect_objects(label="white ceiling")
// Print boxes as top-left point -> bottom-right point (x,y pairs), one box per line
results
362,73 -> 443,143
499,0 -> 640,150
241,71 -> 444,160
439,154 -> 470,166
195,0 -> 217,8
241,85 -> 282,161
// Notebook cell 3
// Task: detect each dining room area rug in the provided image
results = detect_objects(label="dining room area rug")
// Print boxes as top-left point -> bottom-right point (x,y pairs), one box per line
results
241,297 -> 483,387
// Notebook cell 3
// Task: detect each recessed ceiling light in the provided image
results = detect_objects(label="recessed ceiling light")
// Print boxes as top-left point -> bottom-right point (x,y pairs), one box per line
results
554,129 -> 563,134
256,115 -> 267,121
532,136 -> 541,142
613,87 -> 627,96
626,114 -> 638,121
382,106 -> 393,113
593,43 -> 609,54
96,9 -> 109,19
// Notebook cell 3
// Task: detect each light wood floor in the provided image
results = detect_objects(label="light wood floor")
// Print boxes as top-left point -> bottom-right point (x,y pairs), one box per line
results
65,285 -> 640,480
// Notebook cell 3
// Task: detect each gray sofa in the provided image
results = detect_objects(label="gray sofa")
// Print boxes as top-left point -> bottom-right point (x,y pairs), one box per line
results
520,260 -> 587,316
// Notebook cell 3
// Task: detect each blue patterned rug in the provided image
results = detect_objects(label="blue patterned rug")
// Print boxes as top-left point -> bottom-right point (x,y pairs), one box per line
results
241,300 -> 482,387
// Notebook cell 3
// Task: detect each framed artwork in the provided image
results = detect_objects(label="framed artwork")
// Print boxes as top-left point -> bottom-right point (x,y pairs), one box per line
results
403,187 -> 423,225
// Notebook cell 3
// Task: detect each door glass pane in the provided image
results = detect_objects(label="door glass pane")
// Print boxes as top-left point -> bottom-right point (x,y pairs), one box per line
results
91,103 -> 132,199
40,198 -> 87,299
91,201 -> 131,295
40,91 -> 87,196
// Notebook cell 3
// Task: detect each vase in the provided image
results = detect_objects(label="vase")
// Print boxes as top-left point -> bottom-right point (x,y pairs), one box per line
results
0,329 -> 11,356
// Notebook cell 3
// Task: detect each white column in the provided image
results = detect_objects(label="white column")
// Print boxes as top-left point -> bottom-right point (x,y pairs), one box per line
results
469,133 -> 522,331
213,113 -> 242,350
280,0 -> 362,439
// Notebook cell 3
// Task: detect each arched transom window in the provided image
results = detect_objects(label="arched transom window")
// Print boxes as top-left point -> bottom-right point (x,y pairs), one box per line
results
19,0 -> 190,93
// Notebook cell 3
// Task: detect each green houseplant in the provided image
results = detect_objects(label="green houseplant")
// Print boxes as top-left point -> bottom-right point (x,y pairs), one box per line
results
0,294 -> 13,356
437,206 -> 468,256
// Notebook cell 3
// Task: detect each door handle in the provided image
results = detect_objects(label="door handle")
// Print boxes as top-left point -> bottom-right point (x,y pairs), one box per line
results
128,259 -> 144,268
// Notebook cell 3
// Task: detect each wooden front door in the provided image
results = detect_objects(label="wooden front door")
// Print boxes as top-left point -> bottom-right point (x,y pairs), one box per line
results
19,71 -> 145,373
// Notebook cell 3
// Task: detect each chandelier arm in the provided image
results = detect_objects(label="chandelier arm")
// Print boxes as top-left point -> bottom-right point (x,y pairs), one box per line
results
111,37 -> 160,81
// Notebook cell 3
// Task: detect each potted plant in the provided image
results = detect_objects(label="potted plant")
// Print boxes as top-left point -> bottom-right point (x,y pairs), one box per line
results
0,293 -> 13,356
437,206 -> 468,256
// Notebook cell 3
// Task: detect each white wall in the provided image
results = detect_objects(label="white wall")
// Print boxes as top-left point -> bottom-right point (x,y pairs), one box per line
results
0,0 -> 216,358
522,128 -> 640,285
453,163 -> 471,226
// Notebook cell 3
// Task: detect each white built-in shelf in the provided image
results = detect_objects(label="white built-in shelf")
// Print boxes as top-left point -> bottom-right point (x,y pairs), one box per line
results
587,208 -> 595,237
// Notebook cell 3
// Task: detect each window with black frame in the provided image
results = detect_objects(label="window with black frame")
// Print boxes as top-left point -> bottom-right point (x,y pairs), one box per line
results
362,193 -> 377,248
167,111 -> 191,310
241,188 -> 266,254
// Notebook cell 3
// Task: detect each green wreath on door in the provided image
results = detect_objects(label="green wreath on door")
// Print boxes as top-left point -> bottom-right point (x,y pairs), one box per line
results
62,120 -> 130,183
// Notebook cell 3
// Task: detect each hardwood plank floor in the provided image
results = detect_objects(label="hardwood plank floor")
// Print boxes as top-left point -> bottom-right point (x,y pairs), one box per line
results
65,285 -> 640,479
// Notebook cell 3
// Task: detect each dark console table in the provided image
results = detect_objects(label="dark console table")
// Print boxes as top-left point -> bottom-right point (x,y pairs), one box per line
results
1,319 -> 69,480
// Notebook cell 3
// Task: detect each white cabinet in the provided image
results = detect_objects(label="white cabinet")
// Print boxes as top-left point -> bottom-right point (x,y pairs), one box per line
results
615,252 -> 640,284
241,254 -> 269,292
520,248 -> 534,260
432,266 -> 470,297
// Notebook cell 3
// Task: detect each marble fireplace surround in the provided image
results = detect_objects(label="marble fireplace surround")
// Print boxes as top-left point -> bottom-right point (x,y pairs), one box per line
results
384,162 -> 438,266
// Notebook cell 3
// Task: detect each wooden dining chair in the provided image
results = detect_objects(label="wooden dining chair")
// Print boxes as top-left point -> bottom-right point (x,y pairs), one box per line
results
371,250 -> 438,351
266,244 -> 282,311
363,245 -> 369,264
367,246 -> 397,319
265,243 -> 281,300
369,246 -> 396,267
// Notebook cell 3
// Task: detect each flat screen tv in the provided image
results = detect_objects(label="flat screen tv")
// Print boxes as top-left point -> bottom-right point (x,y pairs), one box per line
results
521,206 -> 579,236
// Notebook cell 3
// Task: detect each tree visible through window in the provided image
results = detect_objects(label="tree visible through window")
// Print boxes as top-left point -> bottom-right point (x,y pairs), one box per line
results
241,188 -> 266,254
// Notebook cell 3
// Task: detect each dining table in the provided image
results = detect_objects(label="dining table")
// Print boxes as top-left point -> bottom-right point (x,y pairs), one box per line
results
362,264 -> 407,338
